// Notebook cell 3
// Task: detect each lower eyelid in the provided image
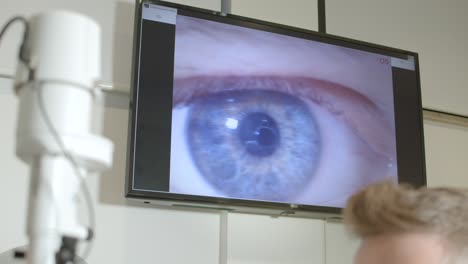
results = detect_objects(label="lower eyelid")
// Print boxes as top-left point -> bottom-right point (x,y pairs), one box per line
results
343,105 -> 396,159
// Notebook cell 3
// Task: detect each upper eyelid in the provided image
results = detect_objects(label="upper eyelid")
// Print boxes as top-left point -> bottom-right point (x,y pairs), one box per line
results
173,75 -> 395,159
174,75 -> 370,110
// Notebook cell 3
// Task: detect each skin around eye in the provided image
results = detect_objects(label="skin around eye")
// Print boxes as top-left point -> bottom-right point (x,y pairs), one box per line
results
173,15 -> 396,159
168,14 -> 397,207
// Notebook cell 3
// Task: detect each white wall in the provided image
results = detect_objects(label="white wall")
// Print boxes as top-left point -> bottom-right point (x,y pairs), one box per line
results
1,0 -> 468,264
326,0 -> 468,116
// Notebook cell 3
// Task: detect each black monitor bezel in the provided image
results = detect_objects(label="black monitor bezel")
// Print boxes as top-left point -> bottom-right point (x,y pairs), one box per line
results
125,0 -> 426,216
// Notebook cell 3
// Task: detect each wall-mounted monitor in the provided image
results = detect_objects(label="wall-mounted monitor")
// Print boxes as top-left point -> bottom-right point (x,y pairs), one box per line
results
126,0 -> 426,217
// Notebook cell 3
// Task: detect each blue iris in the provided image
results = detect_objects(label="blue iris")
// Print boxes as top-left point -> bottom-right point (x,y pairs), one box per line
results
186,89 -> 321,202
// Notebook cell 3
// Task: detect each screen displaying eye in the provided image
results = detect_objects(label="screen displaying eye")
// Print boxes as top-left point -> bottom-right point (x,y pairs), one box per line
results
168,15 -> 398,207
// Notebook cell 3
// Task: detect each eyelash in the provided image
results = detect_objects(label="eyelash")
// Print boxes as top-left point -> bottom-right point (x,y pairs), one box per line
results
173,75 -> 342,108
172,75 -> 366,137
173,74 -> 396,161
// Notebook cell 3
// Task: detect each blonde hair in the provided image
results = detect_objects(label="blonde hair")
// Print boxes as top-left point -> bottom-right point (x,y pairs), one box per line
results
343,181 -> 468,260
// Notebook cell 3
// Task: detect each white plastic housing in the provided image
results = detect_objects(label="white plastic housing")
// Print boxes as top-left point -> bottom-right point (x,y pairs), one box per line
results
12,11 -> 113,264
20,10 -> 100,87
15,10 -> 113,171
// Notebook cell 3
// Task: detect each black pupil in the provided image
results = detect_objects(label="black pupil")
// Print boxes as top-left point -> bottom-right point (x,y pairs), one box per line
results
239,112 -> 280,157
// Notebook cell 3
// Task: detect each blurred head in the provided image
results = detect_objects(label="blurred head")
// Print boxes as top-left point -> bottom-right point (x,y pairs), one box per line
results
343,182 -> 468,264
